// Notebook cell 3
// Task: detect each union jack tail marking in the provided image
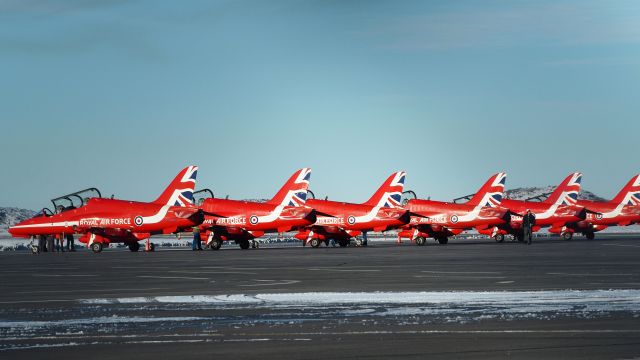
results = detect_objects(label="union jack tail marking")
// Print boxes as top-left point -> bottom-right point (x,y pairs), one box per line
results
268,168 -> 312,207
467,172 -> 507,208
364,171 -> 406,209
153,165 -> 198,207
611,174 -> 640,206
546,172 -> 582,206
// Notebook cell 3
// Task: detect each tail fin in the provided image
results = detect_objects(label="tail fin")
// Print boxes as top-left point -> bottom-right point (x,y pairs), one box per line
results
467,172 -> 507,208
364,171 -> 406,208
610,174 -> 640,206
267,168 -> 312,207
545,172 -> 582,206
153,166 -> 198,207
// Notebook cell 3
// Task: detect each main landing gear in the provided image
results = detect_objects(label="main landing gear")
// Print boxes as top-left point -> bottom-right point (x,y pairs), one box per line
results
562,232 -> 573,241
494,234 -> 505,243
91,242 -> 103,253
585,232 -> 595,240
415,236 -> 426,246
208,238 -> 223,250
435,236 -> 449,244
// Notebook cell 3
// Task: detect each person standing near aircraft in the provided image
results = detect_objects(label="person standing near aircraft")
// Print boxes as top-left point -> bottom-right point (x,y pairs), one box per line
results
523,209 -> 536,245
46,235 -> 55,252
66,233 -> 75,251
57,234 -> 65,252
192,226 -> 202,250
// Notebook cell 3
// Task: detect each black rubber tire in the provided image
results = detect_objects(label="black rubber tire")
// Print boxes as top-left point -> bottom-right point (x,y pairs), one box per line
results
239,240 -> 250,250
563,232 -> 573,241
129,242 -> 140,252
516,234 -> 524,242
415,237 -> 426,246
338,239 -> 349,247
310,238 -> 321,248
585,232 -> 595,240
494,234 -> 505,243
148,243 -> 155,252
209,239 -> 222,250
437,237 -> 449,244
91,242 -> 103,253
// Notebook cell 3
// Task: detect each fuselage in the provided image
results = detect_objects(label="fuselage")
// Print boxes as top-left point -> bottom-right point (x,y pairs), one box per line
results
9,198 -> 201,240
306,198 -> 408,233
200,198 -> 315,233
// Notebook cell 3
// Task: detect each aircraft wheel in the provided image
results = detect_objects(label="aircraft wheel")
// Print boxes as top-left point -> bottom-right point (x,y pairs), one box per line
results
209,239 -> 222,250
437,237 -> 449,245
415,237 -> 426,246
251,240 -> 259,249
338,239 -> 349,247
309,238 -> 321,248
91,242 -> 103,253
354,238 -> 363,247
516,234 -> 524,242
585,232 -> 595,240
562,232 -> 573,241
494,234 -> 505,243
148,243 -> 155,252
129,242 -> 140,252
239,240 -> 250,250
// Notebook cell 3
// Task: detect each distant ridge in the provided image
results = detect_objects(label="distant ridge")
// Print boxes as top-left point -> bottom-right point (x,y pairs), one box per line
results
505,186 -> 606,202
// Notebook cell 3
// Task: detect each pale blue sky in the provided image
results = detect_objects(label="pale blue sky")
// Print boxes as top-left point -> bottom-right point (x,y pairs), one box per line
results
1,0 -> 639,209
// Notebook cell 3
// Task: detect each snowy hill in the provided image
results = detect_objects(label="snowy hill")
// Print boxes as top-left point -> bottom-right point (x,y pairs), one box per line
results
0,207 -> 35,233
504,187 -> 606,202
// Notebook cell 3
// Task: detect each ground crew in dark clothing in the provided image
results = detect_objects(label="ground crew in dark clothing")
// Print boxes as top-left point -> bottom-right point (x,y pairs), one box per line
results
38,235 -> 46,253
523,209 -> 536,245
192,226 -> 203,250
57,234 -> 65,252
46,235 -> 55,252
66,233 -> 75,251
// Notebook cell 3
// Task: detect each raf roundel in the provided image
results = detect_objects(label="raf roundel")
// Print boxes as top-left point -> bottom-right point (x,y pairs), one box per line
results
450,214 -> 459,224
596,213 -> 603,220
347,215 -> 356,225
134,216 -> 144,226
249,215 -> 259,225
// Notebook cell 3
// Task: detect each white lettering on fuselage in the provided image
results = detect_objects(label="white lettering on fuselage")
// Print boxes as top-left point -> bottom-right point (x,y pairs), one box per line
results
316,217 -> 345,226
411,215 -> 448,225
216,217 -> 246,226
79,218 -> 131,227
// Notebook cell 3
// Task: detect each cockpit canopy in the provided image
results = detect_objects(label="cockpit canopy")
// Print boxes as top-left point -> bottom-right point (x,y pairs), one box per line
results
50,188 -> 102,214
192,189 -> 215,206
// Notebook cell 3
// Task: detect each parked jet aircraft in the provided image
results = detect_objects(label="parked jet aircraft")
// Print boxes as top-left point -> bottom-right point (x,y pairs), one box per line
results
9,166 -> 202,252
564,174 -> 640,239
478,172 -> 588,241
197,168 -> 315,250
397,173 -> 511,245
295,171 -> 408,247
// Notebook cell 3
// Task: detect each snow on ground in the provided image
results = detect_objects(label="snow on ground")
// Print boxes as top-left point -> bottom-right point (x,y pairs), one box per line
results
79,289 -> 640,313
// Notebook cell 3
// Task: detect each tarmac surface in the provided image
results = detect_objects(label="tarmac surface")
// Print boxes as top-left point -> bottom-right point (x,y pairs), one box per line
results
1,234 -> 640,359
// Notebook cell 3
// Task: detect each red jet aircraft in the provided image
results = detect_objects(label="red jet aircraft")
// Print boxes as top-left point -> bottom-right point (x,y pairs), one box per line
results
564,174 -> 640,239
478,172 -> 588,241
295,171 -> 408,247
9,166 -> 202,253
197,168 -> 315,250
397,173 -> 511,245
